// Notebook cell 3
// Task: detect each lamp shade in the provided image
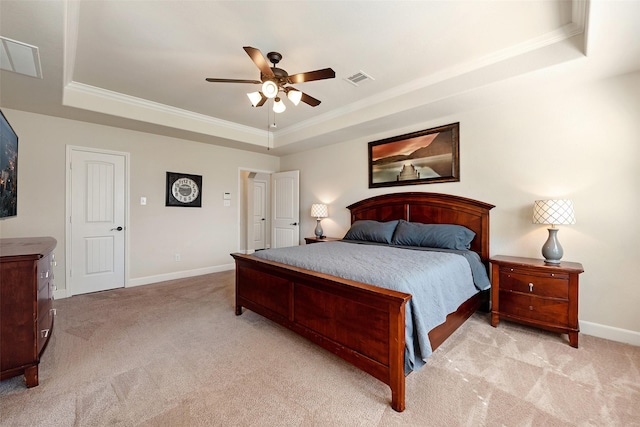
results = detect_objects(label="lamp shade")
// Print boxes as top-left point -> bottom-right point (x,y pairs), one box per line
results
247,91 -> 263,107
310,203 -> 328,218
261,80 -> 278,98
273,97 -> 286,113
287,89 -> 302,106
533,199 -> 576,226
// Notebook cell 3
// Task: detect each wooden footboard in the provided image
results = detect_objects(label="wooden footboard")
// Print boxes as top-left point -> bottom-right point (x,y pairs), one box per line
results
232,253 -> 411,412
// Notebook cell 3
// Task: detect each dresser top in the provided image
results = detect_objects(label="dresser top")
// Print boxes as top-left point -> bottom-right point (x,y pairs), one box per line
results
0,237 -> 57,259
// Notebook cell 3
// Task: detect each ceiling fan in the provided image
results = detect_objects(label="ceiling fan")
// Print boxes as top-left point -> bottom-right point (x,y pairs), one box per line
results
205,46 -> 335,113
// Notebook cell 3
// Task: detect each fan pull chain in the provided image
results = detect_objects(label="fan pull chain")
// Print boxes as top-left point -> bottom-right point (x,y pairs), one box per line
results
266,99 -> 271,150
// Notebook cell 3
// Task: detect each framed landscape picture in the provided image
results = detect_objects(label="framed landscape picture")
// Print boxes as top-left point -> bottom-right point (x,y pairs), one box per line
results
0,110 -> 18,219
368,122 -> 460,188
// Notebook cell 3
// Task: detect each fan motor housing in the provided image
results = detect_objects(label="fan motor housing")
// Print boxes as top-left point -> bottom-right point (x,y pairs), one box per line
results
262,68 -> 289,85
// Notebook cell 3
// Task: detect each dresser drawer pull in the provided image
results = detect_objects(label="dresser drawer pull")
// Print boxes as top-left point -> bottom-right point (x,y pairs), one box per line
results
529,283 -> 534,292
529,306 -> 534,311
41,329 -> 50,338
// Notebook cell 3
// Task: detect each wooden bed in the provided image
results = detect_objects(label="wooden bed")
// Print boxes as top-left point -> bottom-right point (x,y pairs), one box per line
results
231,192 -> 494,412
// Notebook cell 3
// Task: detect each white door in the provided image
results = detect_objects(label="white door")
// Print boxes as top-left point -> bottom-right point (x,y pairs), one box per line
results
271,170 -> 299,248
70,148 -> 126,295
252,179 -> 267,250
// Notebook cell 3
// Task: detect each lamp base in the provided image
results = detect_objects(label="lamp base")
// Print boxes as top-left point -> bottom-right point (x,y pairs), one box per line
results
314,219 -> 324,239
541,228 -> 564,265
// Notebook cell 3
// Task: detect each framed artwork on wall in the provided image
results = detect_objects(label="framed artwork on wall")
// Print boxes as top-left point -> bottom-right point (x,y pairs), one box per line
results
166,172 -> 202,207
368,122 -> 460,188
0,110 -> 18,219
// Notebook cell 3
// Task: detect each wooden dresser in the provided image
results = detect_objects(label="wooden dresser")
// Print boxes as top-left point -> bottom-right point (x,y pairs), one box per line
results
0,237 -> 57,387
490,255 -> 584,348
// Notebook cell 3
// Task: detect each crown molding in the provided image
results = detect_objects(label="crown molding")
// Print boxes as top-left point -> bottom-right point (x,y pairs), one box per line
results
63,81 -> 268,144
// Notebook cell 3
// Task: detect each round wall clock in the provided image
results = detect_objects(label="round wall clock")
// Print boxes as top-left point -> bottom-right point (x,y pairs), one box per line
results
166,172 -> 202,207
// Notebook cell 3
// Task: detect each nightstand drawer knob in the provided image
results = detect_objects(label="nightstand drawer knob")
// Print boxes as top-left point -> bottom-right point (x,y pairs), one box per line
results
529,283 -> 534,292
529,306 -> 533,311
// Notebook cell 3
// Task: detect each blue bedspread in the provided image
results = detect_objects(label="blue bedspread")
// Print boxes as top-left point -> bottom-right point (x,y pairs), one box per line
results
251,241 -> 489,372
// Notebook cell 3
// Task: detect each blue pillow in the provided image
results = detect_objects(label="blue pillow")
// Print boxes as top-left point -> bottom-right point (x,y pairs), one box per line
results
343,220 -> 399,244
391,220 -> 475,250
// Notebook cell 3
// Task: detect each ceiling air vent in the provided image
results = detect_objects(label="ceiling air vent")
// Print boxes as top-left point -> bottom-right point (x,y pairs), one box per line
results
345,70 -> 374,87
0,36 -> 43,79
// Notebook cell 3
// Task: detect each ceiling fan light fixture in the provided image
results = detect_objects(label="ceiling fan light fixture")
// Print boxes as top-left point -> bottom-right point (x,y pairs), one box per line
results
262,80 -> 278,98
247,91 -> 263,107
273,97 -> 286,113
287,89 -> 302,106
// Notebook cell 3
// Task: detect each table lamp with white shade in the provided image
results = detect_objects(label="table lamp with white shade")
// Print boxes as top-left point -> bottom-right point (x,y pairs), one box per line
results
310,203 -> 328,238
532,199 -> 576,264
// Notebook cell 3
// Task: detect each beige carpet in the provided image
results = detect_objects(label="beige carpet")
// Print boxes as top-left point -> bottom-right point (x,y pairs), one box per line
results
1,271 -> 639,426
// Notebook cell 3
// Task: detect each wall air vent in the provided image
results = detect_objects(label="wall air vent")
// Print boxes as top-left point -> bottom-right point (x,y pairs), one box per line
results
0,36 -> 43,79
345,70 -> 374,87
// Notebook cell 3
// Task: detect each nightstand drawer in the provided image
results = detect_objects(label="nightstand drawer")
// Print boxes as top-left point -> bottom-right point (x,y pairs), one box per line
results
499,270 -> 569,299
499,291 -> 569,325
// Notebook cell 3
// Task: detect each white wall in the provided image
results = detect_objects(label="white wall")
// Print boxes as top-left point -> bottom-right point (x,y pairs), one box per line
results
282,71 -> 640,342
0,110 -> 279,292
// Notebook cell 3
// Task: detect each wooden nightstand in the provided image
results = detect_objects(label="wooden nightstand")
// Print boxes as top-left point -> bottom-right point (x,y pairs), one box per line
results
304,236 -> 341,244
490,255 -> 584,348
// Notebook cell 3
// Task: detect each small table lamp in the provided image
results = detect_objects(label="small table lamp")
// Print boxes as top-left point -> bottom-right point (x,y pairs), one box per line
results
532,199 -> 576,264
310,203 -> 328,238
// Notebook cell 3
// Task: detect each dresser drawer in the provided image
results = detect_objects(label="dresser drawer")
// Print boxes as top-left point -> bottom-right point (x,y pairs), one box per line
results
499,291 -> 569,325
37,254 -> 53,292
37,299 -> 53,354
499,269 -> 569,299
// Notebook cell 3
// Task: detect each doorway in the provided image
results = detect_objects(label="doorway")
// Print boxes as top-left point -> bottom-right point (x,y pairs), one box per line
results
238,168 -> 300,253
240,170 -> 271,254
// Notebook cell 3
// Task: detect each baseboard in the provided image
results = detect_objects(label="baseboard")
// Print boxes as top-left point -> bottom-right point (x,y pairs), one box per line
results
53,263 -> 235,299
53,288 -> 69,300
580,320 -> 640,347
127,263 -> 235,288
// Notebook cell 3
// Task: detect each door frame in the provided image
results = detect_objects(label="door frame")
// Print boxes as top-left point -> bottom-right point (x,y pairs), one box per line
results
238,167 -> 274,254
65,145 -> 130,297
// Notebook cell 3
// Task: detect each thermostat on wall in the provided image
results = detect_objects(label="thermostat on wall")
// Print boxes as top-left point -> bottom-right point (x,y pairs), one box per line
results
223,192 -> 231,200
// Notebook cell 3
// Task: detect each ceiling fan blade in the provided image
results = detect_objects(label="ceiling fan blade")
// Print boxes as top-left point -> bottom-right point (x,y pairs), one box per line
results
205,78 -> 261,84
300,91 -> 321,107
288,68 -> 335,84
255,96 -> 267,107
243,46 -> 274,79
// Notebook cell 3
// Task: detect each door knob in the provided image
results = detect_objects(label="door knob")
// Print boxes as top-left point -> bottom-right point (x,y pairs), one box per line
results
290,222 -> 298,226
111,226 -> 123,231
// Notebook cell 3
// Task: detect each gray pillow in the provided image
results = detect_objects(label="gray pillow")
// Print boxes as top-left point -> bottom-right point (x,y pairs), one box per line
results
391,220 -> 475,250
343,220 -> 399,244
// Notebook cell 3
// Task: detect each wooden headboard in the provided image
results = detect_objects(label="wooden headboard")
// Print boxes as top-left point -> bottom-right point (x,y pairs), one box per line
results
346,192 -> 495,263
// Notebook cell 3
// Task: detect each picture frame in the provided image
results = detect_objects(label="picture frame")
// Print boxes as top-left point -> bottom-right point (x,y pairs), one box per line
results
368,122 -> 460,188
166,172 -> 202,207
0,109 -> 18,219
